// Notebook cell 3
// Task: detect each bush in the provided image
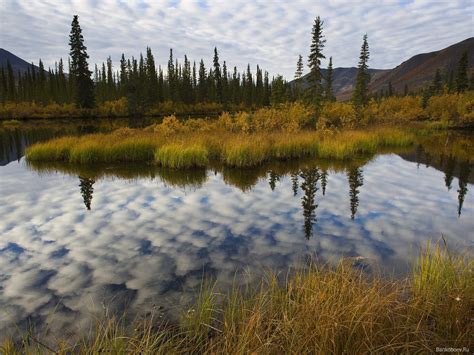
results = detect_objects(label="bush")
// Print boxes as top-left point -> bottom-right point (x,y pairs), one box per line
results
318,102 -> 357,129
426,94 -> 460,122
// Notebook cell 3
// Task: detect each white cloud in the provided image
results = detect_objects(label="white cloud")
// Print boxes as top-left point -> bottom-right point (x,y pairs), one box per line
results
0,0 -> 471,79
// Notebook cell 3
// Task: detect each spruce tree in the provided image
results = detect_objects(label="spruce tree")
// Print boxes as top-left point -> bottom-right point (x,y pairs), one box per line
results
388,80 -> 393,97
222,61 -> 229,104
308,16 -> 325,110
213,47 -> 222,103
69,15 -> 95,108
431,68 -> 442,95
456,51 -> 468,93
270,75 -> 287,105
198,59 -> 207,102
6,60 -> 16,101
167,49 -> 175,101
255,65 -> 263,106
145,47 -> 158,105
294,54 -> 304,100
352,34 -> 370,108
325,56 -> 335,101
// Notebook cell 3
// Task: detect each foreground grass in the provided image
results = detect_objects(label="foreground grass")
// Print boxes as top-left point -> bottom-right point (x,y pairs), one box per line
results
2,242 -> 472,354
26,125 -> 415,168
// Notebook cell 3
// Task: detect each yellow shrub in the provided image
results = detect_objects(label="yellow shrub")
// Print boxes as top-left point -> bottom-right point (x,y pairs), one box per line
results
233,112 -> 252,133
155,115 -> 187,136
318,102 -> 357,129
426,94 -> 460,122
216,112 -> 235,131
97,98 -> 128,117
377,96 -> 425,122
457,92 -> 474,123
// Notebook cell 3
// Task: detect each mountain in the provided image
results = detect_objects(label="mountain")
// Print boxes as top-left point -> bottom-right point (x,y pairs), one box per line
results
293,38 -> 474,101
295,67 -> 389,98
366,37 -> 474,98
0,48 -> 43,75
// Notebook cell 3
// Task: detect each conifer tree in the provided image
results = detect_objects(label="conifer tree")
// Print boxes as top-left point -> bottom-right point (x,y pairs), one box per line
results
270,75 -> 287,105
352,34 -> 370,108
255,65 -> 263,106
198,59 -> 207,102
69,15 -> 95,108
388,80 -> 393,97
308,16 -> 326,110
325,56 -> 335,102
6,60 -> 16,101
431,68 -> 442,95
213,47 -> 223,103
145,47 -> 158,105
294,54 -> 304,100
168,49 -> 176,101
222,61 -> 229,104
456,51 -> 468,93
263,71 -> 270,106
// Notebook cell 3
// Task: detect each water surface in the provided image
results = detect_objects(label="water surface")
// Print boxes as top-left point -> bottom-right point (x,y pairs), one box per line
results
0,123 -> 473,339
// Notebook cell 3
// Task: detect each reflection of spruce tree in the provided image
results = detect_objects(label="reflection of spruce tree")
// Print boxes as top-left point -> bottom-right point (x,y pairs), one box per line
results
300,168 -> 319,240
79,176 -> 95,210
415,144 -> 423,169
457,161 -> 470,217
444,155 -> 456,190
320,169 -> 328,196
268,171 -> 280,191
291,172 -> 299,196
348,167 -> 364,220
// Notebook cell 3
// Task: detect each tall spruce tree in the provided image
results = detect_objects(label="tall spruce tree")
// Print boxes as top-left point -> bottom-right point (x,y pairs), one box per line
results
145,47 -> 158,105
69,15 -> 95,108
456,51 -> 468,93
198,59 -> 207,102
308,16 -> 326,111
325,56 -> 335,101
213,47 -> 223,103
352,34 -> 370,108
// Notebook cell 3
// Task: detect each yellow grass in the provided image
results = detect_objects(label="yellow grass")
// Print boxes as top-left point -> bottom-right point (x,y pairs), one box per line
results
26,108 -> 416,168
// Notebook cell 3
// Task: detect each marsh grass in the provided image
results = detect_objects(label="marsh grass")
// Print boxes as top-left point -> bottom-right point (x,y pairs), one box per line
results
2,241 -> 472,354
26,122 -> 415,168
155,143 -> 209,168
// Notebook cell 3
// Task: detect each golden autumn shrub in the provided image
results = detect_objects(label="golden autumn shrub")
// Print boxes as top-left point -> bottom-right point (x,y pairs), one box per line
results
97,97 -> 128,117
376,96 -> 425,122
155,115 -> 187,136
318,102 -> 357,129
426,94 -> 459,122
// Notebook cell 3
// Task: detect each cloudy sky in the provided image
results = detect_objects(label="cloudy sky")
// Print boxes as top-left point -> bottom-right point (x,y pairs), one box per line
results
1,0 -> 472,79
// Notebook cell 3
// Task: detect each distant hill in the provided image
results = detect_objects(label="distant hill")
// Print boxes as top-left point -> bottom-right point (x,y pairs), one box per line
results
366,37 -> 474,97
293,38 -> 474,101
295,67 -> 389,98
0,48 -> 43,75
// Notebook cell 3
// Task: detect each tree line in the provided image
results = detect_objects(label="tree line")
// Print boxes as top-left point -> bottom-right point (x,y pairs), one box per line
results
0,15 -> 275,111
0,14 -> 472,115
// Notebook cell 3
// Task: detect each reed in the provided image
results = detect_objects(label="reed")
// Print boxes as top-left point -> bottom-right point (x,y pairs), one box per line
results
2,241 -> 471,354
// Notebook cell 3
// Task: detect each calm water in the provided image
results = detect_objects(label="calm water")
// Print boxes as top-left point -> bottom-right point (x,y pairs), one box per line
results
0,123 -> 473,339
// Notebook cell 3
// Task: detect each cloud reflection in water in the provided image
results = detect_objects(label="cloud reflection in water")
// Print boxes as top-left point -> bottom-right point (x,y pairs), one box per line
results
0,154 -> 473,338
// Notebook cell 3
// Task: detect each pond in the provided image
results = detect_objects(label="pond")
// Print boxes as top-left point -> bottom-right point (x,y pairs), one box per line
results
0,121 -> 473,339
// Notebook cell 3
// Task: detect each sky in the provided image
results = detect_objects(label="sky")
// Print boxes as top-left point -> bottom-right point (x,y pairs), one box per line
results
0,0 -> 472,79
